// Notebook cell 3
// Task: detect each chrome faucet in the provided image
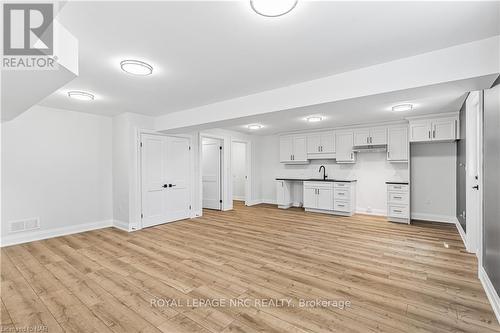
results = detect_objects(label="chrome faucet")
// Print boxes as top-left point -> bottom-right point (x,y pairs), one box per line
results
319,165 -> 327,180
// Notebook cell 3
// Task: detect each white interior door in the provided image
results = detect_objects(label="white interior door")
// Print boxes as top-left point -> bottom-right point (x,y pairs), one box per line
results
165,137 -> 191,221
231,141 -> 246,201
466,91 -> 481,255
141,134 -> 191,228
202,138 -> 222,210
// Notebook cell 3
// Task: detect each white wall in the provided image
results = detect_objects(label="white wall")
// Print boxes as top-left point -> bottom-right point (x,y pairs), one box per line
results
112,112 -> 155,230
410,142 -> 457,222
1,106 -> 112,246
231,141 -> 246,200
258,135 -> 408,215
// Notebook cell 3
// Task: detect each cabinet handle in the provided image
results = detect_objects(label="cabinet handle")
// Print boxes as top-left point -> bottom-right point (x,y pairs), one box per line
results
321,146 -> 323,152
350,152 -> 354,160
394,196 -> 402,199
367,137 -> 369,144
338,204 -> 345,207
387,151 -> 390,159
433,129 -> 436,138
370,137 -> 372,144
393,209 -> 402,213
428,131 -> 431,139
318,146 -> 320,152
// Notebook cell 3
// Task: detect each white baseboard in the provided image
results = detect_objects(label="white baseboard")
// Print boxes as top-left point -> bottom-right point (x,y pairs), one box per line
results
113,220 -> 130,232
455,218 -> 468,250
0,219 -> 113,247
479,266 -> 500,324
355,208 -> 386,216
260,199 -> 276,205
233,196 -> 245,201
411,212 -> 456,223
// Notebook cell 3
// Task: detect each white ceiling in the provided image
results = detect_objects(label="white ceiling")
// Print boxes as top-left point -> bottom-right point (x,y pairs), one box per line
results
38,1 -> 500,117
212,75 -> 497,135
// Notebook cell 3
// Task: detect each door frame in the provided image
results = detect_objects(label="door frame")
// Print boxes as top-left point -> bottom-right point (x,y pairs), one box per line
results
465,91 -> 483,259
201,136 -> 223,210
231,139 -> 252,206
136,130 -> 194,231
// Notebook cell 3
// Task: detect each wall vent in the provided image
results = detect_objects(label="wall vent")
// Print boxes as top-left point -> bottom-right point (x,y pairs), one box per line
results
9,218 -> 40,233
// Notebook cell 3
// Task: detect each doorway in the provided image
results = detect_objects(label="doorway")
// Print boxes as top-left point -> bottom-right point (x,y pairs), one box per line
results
231,141 -> 247,205
141,134 -> 191,228
202,137 -> 223,210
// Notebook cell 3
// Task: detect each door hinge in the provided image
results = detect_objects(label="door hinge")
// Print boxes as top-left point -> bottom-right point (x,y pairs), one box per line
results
189,205 -> 192,210
189,146 -> 191,150
219,199 -> 222,203
219,146 -> 222,150
140,142 -> 143,147
141,213 -> 143,218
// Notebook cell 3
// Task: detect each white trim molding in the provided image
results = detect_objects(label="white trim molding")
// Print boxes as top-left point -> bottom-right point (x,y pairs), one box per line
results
455,218 -> 469,251
0,220 -> 113,247
479,266 -> 500,324
411,212 -> 457,223
113,220 -> 130,232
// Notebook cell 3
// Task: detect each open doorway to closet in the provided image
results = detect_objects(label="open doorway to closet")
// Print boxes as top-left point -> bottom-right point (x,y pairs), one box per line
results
202,137 -> 223,210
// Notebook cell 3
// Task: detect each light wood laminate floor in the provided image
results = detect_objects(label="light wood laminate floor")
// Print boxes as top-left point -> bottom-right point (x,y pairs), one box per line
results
1,202 -> 499,333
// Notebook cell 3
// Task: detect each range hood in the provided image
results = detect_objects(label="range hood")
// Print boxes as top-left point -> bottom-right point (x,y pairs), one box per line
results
353,144 -> 387,153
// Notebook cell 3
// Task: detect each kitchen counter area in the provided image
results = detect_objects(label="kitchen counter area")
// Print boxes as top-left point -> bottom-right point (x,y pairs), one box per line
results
276,178 -> 357,216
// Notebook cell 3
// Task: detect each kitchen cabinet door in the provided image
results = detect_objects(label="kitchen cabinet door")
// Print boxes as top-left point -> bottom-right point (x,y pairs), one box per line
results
353,129 -> 370,146
336,131 -> 355,163
321,132 -> 335,153
432,118 -> 456,141
317,188 -> 333,210
370,127 -> 387,145
307,134 -> 321,154
409,121 -> 431,142
279,136 -> 293,162
303,188 -> 317,209
293,135 -> 308,162
387,127 -> 408,162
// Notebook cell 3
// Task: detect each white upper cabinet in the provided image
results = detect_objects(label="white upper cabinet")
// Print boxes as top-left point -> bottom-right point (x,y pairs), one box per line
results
307,131 -> 335,157
353,127 -> 387,146
279,135 -> 308,163
409,114 -> 459,142
387,126 -> 408,162
432,118 -> 457,141
335,131 -> 355,163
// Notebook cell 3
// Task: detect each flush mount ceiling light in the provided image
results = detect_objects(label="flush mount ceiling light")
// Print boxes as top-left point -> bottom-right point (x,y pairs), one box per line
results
306,116 -> 323,123
392,104 -> 413,112
120,59 -> 153,76
250,0 -> 298,17
67,91 -> 94,101
247,124 -> 263,130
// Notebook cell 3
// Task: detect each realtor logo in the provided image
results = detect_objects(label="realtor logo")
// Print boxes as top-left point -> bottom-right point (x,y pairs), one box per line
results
3,3 -> 54,56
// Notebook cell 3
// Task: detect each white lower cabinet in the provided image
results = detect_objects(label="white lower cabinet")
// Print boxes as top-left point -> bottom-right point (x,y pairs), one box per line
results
304,181 -> 356,216
386,183 -> 410,224
276,180 -> 292,208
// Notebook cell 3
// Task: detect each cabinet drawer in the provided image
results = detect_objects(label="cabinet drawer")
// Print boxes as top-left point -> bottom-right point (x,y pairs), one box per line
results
334,182 -> 350,188
388,204 -> 409,218
388,191 -> 409,204
334,200 -> 350,212
304,182 -> 334,189
334,188 -> 350,199
387,184 -> 408,192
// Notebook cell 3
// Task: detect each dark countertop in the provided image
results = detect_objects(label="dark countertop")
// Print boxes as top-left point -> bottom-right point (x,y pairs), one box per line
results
276,178 -> 357,183
386,181 -> 409,185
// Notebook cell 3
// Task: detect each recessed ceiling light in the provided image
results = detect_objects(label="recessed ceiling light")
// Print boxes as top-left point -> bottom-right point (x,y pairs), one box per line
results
120,59 -> 153,76
306,116 -> 323,123
392,104 -> 413,112
67,91 -> 94,101
247,124 -> 263,130
250,0 -> 298,17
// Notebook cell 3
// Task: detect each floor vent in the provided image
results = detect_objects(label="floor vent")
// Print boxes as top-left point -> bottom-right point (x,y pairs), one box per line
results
9,218 -> 40,233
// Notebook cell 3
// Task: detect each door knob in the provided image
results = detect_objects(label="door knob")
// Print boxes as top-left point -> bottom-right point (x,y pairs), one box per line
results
162,184 -> 169,188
